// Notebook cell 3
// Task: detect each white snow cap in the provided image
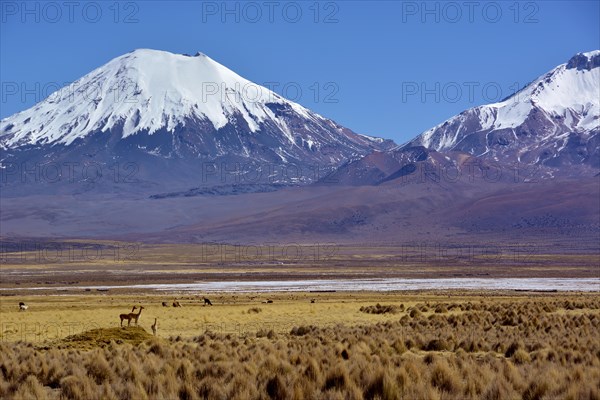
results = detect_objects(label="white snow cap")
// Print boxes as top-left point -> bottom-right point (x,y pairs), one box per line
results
1,49 -> 315,147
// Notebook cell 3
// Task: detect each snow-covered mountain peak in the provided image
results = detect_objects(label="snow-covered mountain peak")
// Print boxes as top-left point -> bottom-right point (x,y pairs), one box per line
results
1,48 -> 312,147
1,49 -> 392,182
475,52 -> 598,131
404,51 -> 600,169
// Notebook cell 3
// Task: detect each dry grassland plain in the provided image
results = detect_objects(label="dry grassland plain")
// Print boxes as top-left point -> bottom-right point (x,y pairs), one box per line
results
1,243 -> 599,399
1,291 -> 599,400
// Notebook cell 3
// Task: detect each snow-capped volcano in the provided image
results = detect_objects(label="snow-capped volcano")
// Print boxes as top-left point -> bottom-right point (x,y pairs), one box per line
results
403,51 -> 600,169
0,49 -> 392,192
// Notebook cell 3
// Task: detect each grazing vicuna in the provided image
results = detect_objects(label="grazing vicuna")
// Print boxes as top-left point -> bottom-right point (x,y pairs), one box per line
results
203,297 -> 213,306
173,301 -> 182,307
162,302 -> 169,307
120,306 -> 137,327
19,302 -> 28,311
151,318 -> 158,336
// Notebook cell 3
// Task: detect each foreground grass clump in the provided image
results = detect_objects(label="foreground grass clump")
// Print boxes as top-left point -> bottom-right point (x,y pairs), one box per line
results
359,303 -> 402,314
1,296 -> 599,399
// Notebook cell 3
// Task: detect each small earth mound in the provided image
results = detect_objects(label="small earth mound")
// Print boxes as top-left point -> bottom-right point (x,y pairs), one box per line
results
57,326 -> 153,349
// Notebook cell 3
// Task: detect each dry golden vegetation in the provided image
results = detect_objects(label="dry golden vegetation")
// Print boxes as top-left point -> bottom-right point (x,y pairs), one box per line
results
1,294 -> 599,399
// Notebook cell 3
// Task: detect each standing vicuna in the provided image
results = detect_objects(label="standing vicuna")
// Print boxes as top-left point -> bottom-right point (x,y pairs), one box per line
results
151,318 -> 158,336
130,306 -> 144,326
19,302 -> 28,311
120,306 -> 137,327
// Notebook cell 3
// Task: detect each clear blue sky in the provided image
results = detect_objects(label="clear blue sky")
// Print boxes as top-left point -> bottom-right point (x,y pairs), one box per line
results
1,1 -> 599,144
